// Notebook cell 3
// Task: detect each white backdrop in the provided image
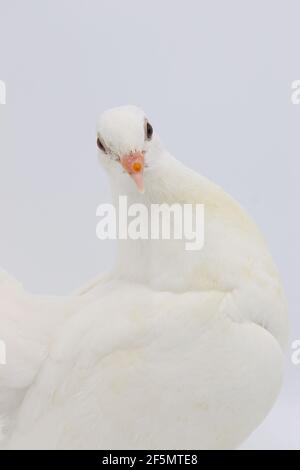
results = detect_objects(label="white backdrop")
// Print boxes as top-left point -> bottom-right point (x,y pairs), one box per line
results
0,0 -> 299,449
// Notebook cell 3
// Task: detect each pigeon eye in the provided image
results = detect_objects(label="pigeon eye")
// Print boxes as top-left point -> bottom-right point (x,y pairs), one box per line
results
97,137 -> 106,153
146,122 -> 153,140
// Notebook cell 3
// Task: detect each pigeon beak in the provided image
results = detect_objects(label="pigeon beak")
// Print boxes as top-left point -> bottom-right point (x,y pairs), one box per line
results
120,152 -> 145,193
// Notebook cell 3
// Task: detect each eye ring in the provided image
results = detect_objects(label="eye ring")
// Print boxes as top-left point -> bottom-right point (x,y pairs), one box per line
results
145,121 -> 153,141
97,137 -> 106,153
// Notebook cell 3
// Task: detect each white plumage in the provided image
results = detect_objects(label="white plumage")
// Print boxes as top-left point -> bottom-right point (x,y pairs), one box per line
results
0,106 -> 288,449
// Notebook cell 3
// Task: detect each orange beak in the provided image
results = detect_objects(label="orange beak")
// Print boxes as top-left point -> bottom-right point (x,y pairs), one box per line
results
120,152 -> 145,193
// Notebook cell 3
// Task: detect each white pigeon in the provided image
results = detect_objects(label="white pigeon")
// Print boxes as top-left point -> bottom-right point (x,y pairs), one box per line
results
0,105 -> 288,449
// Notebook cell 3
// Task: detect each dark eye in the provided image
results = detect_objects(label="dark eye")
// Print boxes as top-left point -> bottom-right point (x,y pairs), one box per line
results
97,137 -> 106,152
146,122 -> 153,140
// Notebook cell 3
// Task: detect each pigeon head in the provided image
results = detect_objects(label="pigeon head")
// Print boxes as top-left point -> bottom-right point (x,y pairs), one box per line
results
96,105 -> 160,193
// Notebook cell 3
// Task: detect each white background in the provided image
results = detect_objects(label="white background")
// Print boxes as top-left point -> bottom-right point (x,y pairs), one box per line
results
0,0 -> 299,449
